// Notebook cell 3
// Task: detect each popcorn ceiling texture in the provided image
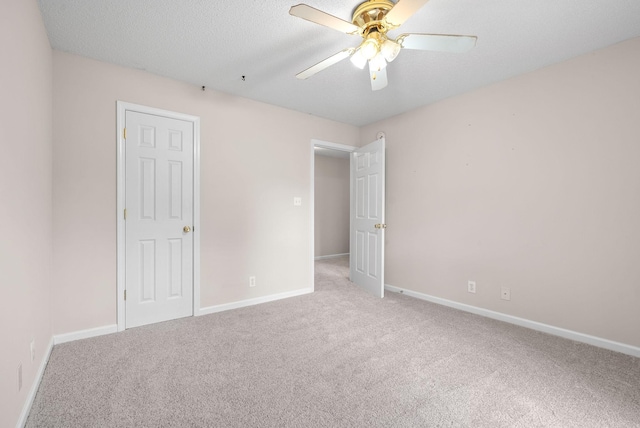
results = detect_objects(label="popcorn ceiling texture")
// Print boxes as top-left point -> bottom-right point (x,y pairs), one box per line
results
26,257 -> 640,427
36,0 -> 640,126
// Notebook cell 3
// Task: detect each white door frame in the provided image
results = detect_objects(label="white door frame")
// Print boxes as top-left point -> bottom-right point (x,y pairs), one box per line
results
309,139 -> 357,291
116,101 -> 201,332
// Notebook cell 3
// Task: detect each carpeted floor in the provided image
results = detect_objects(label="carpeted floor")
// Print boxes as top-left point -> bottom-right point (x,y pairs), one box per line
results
27,256 -> 640,427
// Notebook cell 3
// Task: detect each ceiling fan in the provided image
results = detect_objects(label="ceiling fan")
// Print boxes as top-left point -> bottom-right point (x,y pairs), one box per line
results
289,0 -> 477,90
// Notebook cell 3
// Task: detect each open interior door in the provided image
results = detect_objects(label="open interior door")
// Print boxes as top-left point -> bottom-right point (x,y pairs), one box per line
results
350,137 -> 385,297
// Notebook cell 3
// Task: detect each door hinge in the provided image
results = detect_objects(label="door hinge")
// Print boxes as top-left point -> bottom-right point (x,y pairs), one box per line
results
124,208 -> 127,220
124,290 -> 127,301
123,128 -> 127,139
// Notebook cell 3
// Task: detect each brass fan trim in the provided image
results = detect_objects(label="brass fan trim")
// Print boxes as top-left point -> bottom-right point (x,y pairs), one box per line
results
351,0 -> 394,35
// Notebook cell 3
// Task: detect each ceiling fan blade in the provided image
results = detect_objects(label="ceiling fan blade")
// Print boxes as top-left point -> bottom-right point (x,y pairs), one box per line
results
384,0 -> 431,28
398,33 -> 477,53
290,4 -> 360,34
369,63 -> 388,91
296,48 -> 354,80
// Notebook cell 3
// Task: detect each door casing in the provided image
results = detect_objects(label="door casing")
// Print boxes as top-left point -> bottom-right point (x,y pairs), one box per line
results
116,101 -> 201,331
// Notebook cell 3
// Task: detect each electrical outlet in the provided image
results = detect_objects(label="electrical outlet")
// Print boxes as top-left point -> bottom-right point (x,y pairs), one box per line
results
293,197 -> 302,206
249,276 -> 256,287
467,281 -> 476,293
18,364 -> 22,391
30,340 -> 35,362
501,286 -> 511,301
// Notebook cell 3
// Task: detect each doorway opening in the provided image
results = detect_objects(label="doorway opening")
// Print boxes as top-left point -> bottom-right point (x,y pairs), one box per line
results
313,145 -> 352,261
310,138 -> 386,298
310,140 -> 356,292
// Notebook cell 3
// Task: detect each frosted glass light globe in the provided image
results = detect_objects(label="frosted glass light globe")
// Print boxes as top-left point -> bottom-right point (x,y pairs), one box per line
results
360,38 -> 380,60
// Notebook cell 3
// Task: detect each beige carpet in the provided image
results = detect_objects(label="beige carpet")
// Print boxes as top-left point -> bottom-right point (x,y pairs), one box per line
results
27,256 -> 640,427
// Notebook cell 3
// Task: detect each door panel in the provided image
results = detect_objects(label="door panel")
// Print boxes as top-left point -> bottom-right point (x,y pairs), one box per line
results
350,138 -> 385,297
125,111 -> 194,328
139,239 -> 156,301
168,238 -> 183,297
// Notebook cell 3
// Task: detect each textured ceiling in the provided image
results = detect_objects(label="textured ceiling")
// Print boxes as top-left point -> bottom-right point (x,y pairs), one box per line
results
37,0 -> 640,126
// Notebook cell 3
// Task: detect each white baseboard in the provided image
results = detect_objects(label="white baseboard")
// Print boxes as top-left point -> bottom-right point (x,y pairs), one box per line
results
314,253 -> 349,260
16,336 -> 54,428
198,287 -> 314,316
53,324 -> 118,345
17,324 -> 120,427
385,284 -> 640,358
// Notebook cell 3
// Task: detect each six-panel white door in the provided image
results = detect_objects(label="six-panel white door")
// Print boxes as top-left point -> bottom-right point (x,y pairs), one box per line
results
350,138 -> 385,298
125,111 -> 194,328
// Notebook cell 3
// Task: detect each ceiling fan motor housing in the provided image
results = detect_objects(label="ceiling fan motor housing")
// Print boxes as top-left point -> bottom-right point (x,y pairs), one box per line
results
352,0 -> 395,35
352,0 -> 397,61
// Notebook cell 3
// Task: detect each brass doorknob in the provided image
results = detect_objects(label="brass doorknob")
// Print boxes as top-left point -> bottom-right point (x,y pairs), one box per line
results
374,224 -> 387,229
183,226 -> 191,233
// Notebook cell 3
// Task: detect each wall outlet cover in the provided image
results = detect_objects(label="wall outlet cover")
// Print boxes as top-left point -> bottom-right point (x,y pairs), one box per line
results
468,281 -> 476,293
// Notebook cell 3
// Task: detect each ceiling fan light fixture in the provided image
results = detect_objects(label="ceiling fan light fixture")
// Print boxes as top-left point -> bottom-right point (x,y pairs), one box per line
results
381,39 -> 401,62
289,0 -> 478,92
360,37 -> 380,60
350,49 -> 367,69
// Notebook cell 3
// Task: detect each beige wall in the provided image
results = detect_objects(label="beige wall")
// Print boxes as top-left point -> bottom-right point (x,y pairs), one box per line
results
52,51 -> 360,334
0,0 -> 53,426
362,37 -> 640,347
314,154 -> 350,257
